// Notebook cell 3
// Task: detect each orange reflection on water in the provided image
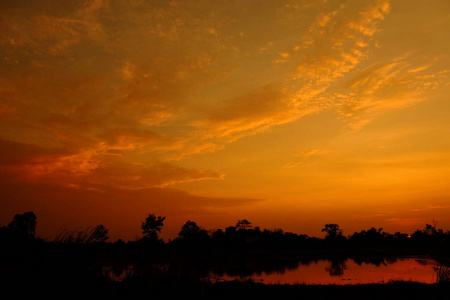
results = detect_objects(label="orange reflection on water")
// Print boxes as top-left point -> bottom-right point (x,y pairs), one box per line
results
219,258 -> 438,285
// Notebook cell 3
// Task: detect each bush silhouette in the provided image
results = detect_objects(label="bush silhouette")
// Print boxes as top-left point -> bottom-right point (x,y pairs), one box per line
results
7,211 -> 37,238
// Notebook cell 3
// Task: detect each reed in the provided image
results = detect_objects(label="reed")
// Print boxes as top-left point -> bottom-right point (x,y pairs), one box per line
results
435,264 -> 450,284
53,227 -> 95,243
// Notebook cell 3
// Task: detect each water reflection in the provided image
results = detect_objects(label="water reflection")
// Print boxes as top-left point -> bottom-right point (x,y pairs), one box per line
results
213,257 -> 439,285
102,265 -> 134,282
326,259 -> 346,276
99,256 -> 442,285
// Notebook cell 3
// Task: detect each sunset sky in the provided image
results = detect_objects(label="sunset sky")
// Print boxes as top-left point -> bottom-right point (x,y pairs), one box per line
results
1,0 -> 449,241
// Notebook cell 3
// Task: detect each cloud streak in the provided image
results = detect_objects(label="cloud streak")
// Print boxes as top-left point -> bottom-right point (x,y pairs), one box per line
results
336,56 -> 450,129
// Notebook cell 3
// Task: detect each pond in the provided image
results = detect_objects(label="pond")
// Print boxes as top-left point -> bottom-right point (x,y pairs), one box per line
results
212,257 -> 441,285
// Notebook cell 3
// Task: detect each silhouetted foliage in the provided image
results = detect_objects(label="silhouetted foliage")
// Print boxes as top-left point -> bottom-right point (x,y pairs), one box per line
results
236,219 -> 252,230
435,264 -> 450,283
322,223 -> 344,240
225,226 -> 237,235
410,223 -> 448,246
175,220 -> 211,250
211,228 -> 225,240
350,227 -> 386,247
90,224 -> 109,243
141,214 -> 166,241
54,225 -> 110,244
178,220 -> 201,239
7,211 -> 37,238
54,228 -> 90,243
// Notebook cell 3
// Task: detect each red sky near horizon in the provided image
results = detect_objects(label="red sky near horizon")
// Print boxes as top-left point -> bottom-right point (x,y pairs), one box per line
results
1,0 -> 450,241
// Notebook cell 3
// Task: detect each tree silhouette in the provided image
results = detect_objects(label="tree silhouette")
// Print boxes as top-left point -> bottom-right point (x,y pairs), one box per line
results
236,219 -> 252,230
322,223 -> 343,240
89,224 -> 109,243
8,211 -> 37,237
178,220 -> 201,239
422,223 -> 439,235
141,214 -> 165,241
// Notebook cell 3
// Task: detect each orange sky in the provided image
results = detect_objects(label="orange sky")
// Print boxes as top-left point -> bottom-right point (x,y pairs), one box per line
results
1,0 -> 449,241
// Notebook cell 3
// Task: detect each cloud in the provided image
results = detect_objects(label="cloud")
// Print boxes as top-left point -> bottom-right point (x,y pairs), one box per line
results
385,218 -> 424,226
31,15 -> 104,54
84,161 -> 224,190
0,0 -> 397,162
191,0 -> 393,145
355,212 -> 394,220
335,56 -> 450,129
195,84 -> 299,141
99,128 -> 181,152
0,139 -> 74,167
2,0 -> 446,193
0,1 -> 106,58
287,0 -> 390,98
0,138 -> 223,190
409,204 -> 450,212
283,149 -> 332,169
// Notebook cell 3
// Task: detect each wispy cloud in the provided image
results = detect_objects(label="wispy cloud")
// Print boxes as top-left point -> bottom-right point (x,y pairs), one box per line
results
409,204 -> 450,212
0,138 -> 223,190
335,56 -> 449,129
194,84 -> 299,142
192,0 -> 393,145
385,217 -> 424,226
283,149 -> 332,169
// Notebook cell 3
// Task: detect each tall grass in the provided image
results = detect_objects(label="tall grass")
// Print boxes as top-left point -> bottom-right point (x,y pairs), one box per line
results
435,265 -> 450,284
54,227 -> 96,244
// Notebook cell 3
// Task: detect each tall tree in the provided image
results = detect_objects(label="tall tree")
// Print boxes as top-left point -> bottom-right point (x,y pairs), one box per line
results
141,214 -> 166,241
321,223 -> 343,240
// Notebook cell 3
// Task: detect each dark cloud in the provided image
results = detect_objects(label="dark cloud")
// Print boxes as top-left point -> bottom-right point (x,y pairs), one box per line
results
0,138 -> 74,166
0,138 -> 223,189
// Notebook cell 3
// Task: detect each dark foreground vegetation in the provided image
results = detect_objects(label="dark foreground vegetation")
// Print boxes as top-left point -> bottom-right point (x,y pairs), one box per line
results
1,212 -> 450,299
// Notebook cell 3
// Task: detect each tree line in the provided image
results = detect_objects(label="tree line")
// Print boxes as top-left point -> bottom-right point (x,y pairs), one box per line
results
2,212 -> 450,249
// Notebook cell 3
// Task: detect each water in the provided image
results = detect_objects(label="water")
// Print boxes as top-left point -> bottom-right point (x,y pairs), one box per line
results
213,257 -> 440,285
101,256 -> 444,285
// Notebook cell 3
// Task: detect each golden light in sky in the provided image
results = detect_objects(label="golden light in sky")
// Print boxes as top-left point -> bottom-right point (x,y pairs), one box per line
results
1,0 -> 449,241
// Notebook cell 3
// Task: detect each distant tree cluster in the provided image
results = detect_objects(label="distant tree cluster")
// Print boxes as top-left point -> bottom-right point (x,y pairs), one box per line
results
2,211 -> 450,251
